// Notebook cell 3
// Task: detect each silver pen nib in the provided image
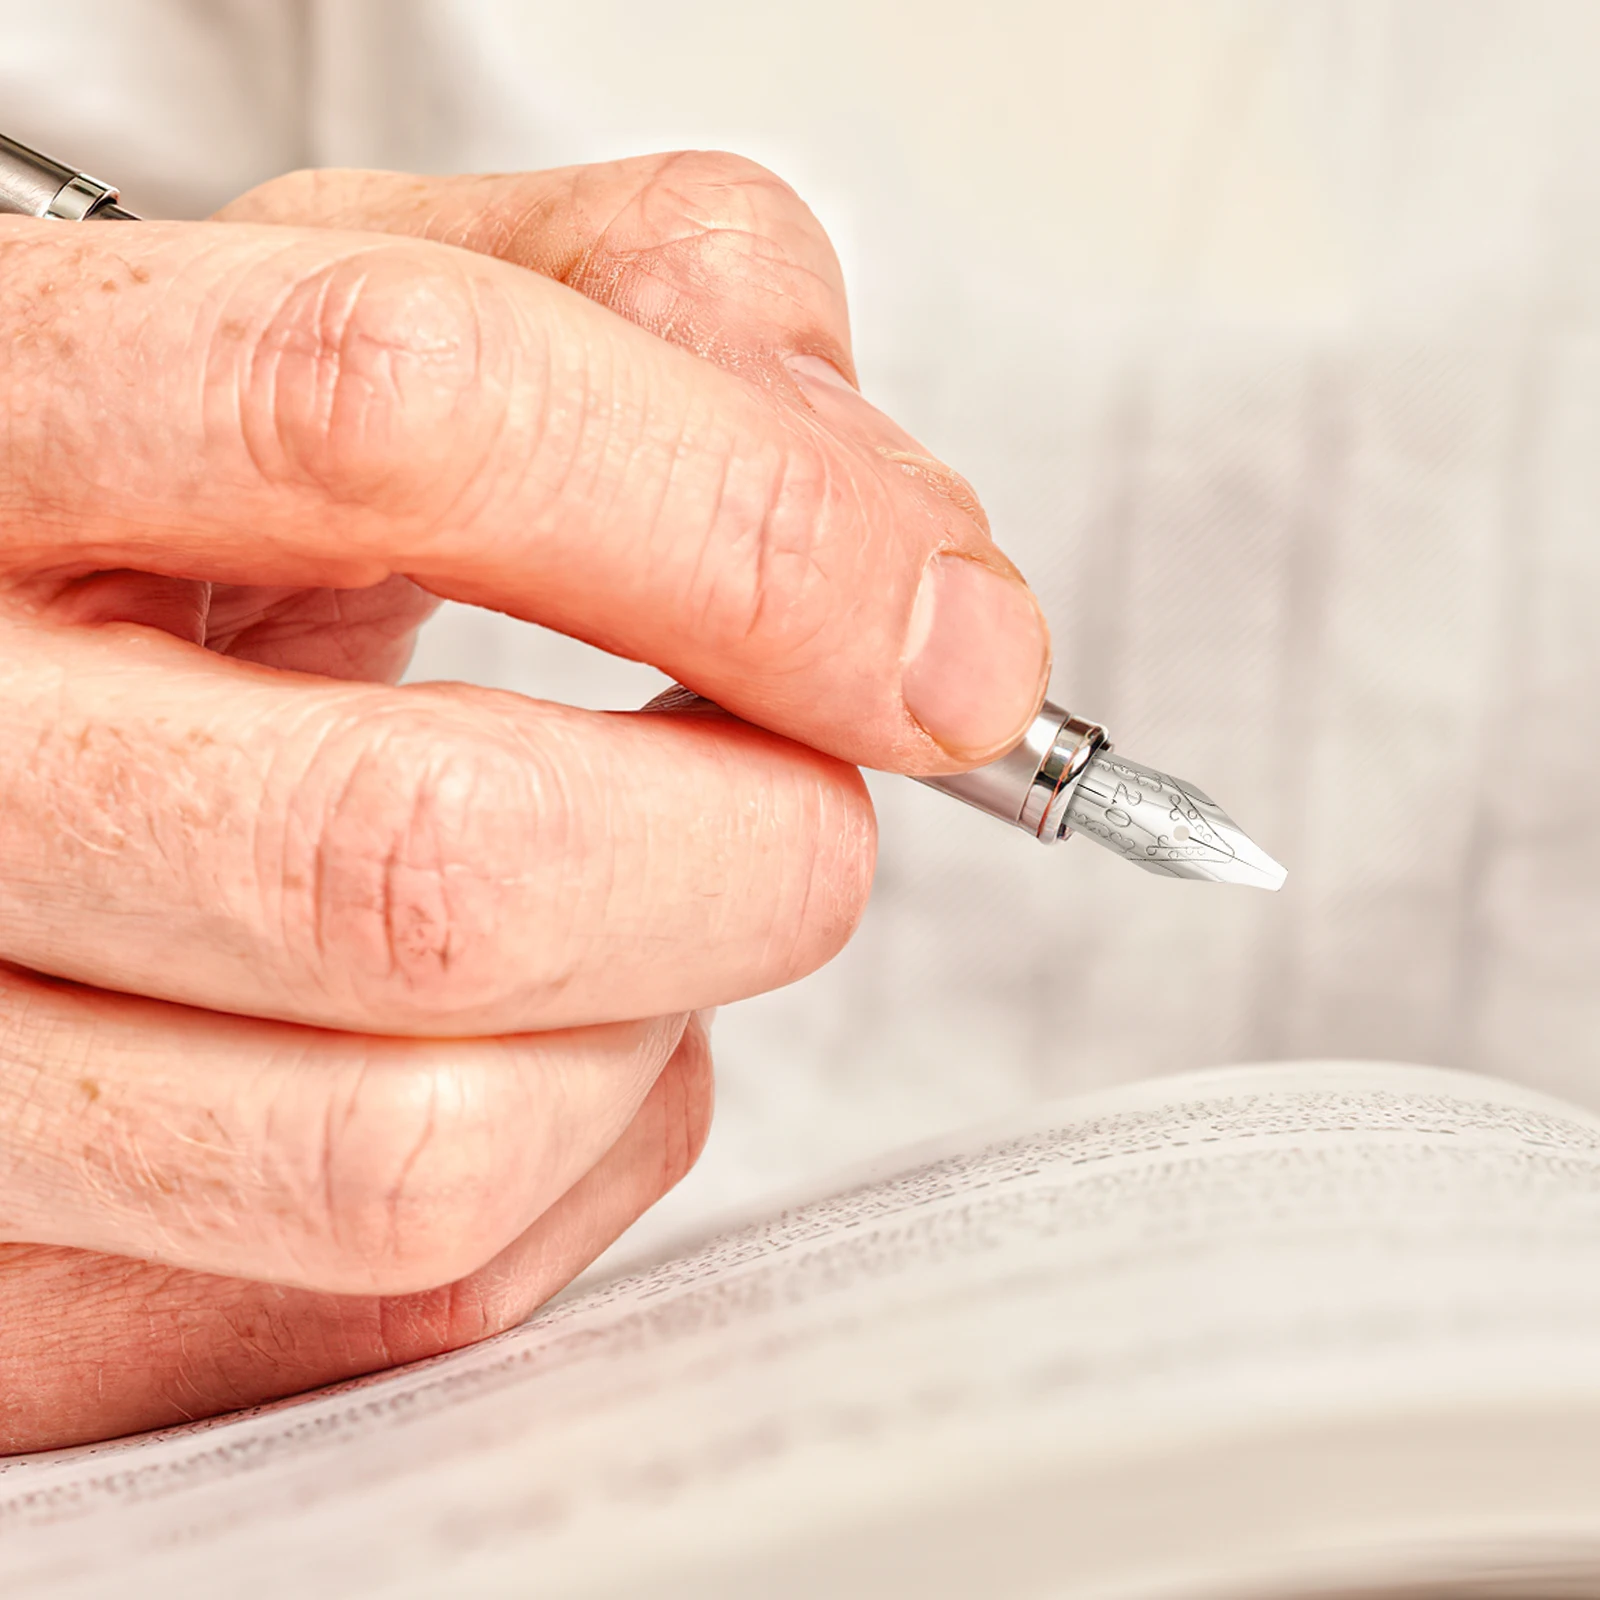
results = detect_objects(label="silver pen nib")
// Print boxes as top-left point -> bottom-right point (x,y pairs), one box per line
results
1063,750 -> 1287,890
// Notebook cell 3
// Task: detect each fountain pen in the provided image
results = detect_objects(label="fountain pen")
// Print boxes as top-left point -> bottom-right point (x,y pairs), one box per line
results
0,132 -> 1286,890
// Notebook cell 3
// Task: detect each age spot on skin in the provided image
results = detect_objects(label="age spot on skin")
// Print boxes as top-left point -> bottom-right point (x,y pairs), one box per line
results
78,1079 -> 100,1102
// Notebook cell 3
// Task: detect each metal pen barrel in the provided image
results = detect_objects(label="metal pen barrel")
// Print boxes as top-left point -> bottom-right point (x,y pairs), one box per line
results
0,133 -> 136,220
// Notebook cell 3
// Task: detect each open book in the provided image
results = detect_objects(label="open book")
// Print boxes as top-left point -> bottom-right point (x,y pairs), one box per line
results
7,1059 -> 1600,1598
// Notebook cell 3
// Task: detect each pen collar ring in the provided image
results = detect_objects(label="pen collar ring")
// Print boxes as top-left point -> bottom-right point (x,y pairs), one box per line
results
1023,713 -> 1108,843
45,172 -> 124,221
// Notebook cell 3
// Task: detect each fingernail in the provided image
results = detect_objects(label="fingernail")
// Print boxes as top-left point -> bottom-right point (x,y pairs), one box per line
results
786,354 -> 991,532
786,352 -> 860,395
785,353 -> 928,455
692,1007 -> 719,1037
902,553 -> 1051,761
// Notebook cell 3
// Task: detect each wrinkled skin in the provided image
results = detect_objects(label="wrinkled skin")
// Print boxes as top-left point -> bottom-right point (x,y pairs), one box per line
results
0,155 -> 1049,1451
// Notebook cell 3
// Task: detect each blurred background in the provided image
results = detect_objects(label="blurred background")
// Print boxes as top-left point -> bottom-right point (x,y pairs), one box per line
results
4,0 -> 1598,1250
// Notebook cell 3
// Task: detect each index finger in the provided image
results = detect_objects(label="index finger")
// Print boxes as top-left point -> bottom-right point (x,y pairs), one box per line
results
0,215 -> 1049,772
221,152 -> 861,384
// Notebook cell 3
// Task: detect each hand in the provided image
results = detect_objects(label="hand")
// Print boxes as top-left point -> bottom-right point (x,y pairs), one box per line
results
0,153 -> 1050,1452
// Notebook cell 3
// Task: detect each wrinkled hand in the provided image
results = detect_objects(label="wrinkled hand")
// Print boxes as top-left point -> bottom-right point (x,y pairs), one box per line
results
0,154 -> 1050,1451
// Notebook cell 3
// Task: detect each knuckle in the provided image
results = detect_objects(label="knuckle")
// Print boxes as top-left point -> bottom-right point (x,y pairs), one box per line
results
230,246 -> 512,512
307,1054 -> 518,1294
699,433 -> 838,653
279,698 -> 573,1023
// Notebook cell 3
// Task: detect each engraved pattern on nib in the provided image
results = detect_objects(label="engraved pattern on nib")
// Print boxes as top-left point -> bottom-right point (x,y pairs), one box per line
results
1062,751 -> 1287,890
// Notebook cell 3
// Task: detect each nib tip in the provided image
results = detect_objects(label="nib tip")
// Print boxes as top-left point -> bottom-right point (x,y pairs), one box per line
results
1064,751 -> 1288,890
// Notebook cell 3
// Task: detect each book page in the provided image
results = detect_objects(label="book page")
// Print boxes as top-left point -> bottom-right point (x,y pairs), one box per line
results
8,1060 -> 1600,1599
